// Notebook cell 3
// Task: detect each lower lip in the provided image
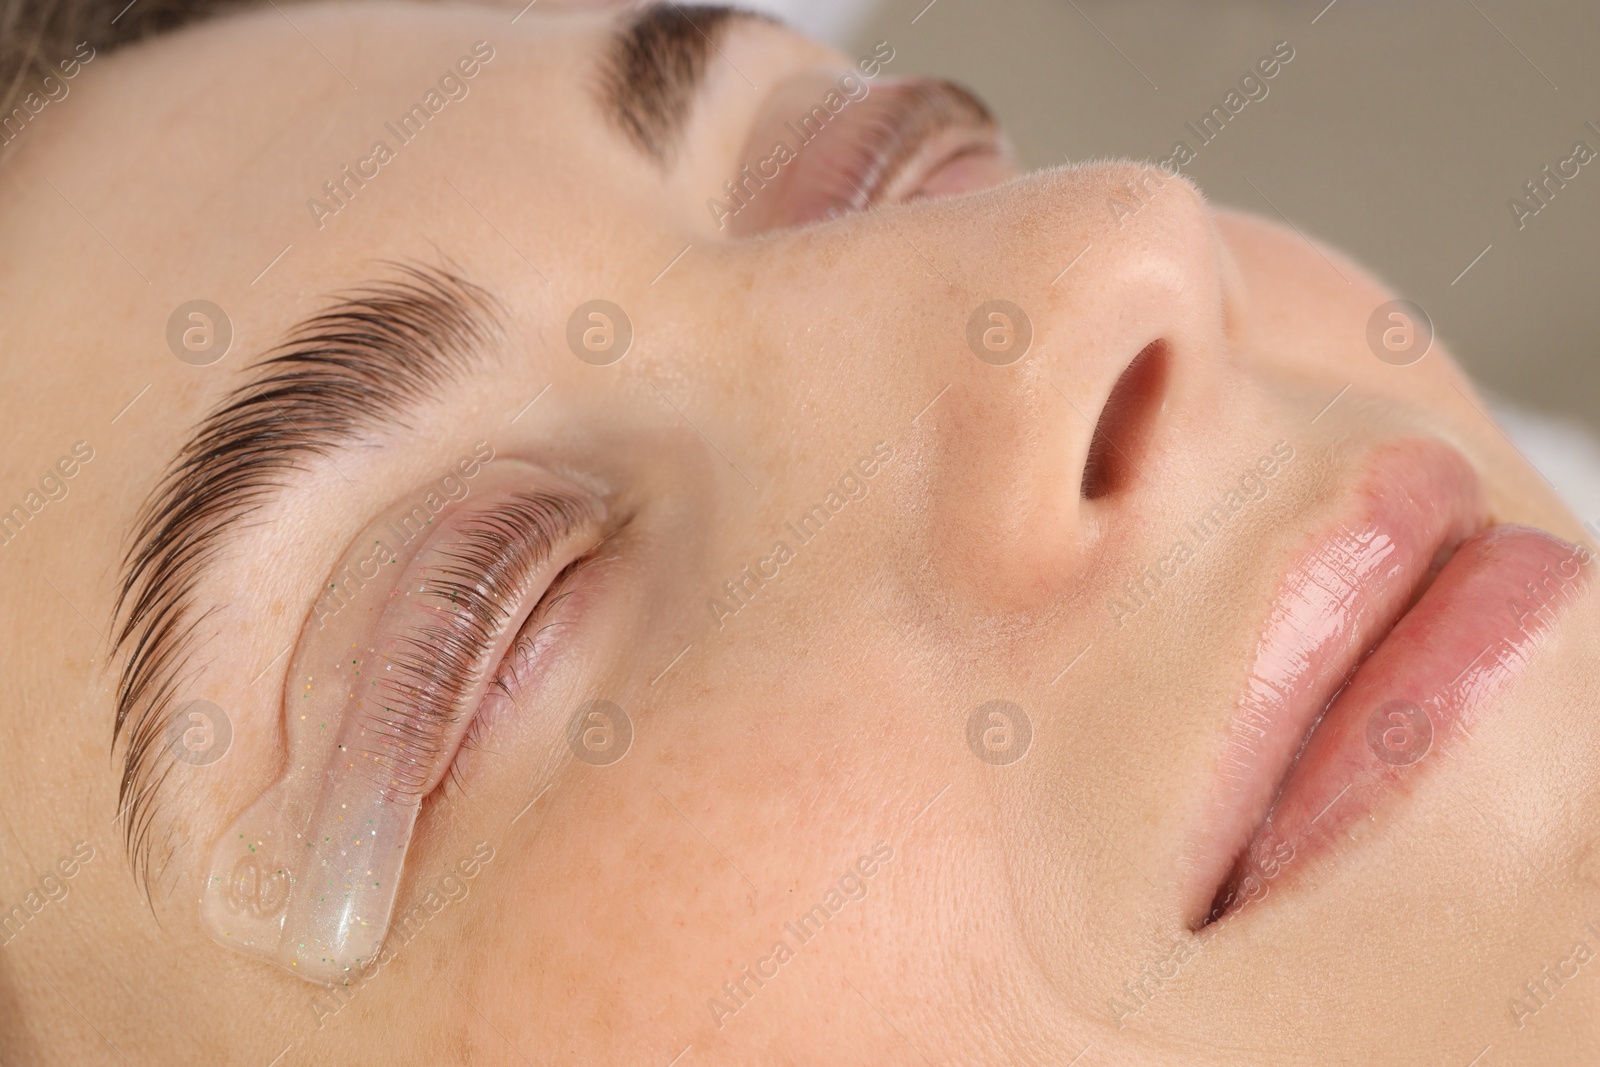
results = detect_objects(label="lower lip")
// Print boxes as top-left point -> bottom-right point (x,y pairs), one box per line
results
1209,523 -> 1591,922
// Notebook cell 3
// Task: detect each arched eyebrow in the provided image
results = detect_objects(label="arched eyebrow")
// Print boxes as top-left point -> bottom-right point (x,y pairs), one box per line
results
110,263 -> 501,891
596,3 -> 775,165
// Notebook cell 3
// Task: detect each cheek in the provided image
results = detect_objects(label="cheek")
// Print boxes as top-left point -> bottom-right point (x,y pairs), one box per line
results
1213,209 -> 1399,382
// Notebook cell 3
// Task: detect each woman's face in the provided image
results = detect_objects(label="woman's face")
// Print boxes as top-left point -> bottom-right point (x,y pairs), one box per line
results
5,3 -> 1599,1063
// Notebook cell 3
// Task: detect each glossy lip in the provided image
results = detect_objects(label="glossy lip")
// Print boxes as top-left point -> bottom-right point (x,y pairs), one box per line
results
1184,439 -> 1593,927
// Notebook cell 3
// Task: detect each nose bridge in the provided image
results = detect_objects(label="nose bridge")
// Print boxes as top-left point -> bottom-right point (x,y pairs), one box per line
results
909,163 -> 1231,607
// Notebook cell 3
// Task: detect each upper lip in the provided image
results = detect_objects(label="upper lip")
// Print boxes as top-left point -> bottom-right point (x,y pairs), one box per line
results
1181,438 -> 1486,925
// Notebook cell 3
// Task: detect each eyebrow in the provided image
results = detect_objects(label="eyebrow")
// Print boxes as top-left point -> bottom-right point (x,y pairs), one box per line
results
111,264 -> 501,889
596,3 -> 772,164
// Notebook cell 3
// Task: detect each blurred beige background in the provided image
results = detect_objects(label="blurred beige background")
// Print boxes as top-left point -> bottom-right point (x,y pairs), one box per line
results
842,0 -> 1600,436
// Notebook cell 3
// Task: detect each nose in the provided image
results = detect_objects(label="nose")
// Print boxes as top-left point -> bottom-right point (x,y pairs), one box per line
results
918,163 -> 1233,608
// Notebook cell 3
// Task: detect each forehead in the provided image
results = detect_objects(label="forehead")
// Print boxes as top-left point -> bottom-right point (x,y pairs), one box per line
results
0,4 -> 607,321
79,3 -> 626,255
0,2 -> 832,349
0,4 -> 788,434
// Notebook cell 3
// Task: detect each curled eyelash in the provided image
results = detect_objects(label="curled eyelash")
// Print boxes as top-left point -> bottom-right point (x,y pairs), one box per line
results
436,553 -> 595,798
361,492 -> 593,800
804,79 -> 998,217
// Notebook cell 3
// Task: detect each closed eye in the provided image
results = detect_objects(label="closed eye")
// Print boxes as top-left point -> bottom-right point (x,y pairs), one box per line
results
719,75 -> 1016,235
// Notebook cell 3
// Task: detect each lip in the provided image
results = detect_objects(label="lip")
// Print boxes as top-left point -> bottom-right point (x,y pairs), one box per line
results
1185,439 -> 1593,926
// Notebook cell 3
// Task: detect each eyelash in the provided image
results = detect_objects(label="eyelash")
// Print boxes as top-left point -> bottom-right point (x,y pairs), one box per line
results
768,79 -> 1001,230
818,81 -> 992,211
362,492 -> 591,801
453,551 -> 597,773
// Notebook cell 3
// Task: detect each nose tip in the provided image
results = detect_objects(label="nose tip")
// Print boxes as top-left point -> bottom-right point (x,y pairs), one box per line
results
1077,163 -> 1232,371
922,162 -> 1231,608
1061,164 -> 1232,492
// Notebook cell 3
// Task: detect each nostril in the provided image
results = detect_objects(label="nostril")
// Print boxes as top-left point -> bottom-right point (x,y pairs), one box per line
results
1080,341 -> 1168,500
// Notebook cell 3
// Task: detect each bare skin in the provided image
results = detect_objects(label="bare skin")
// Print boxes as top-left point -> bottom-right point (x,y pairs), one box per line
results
0,4 -> 1597,1064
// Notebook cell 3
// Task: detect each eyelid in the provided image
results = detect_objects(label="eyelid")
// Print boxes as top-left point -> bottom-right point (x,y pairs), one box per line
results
720,74 -> 1007,235
823,77 -> 1005,207
461,547 -> 601,760
366,490 -> 596,798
